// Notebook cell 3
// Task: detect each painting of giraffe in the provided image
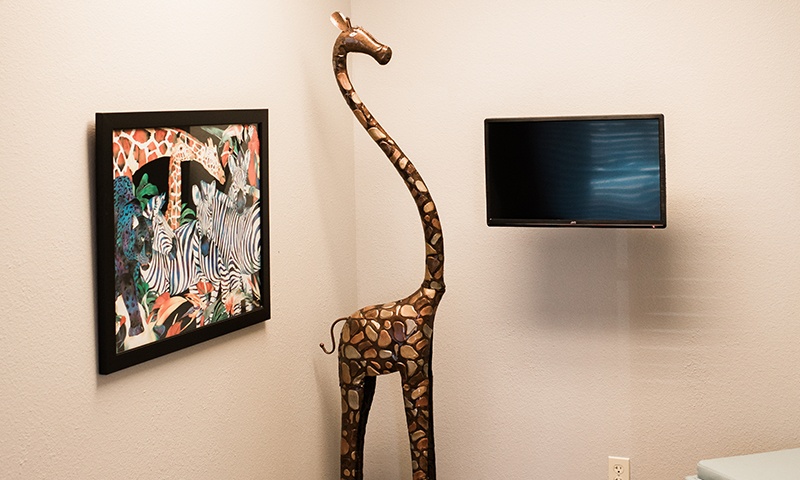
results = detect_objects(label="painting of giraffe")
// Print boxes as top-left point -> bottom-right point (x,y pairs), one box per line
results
113,127 -> 226,230
96,110 -> 270,374
320,13 -> 445,480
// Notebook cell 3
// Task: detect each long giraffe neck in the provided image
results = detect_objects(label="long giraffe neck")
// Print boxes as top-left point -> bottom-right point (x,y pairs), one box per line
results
333,54 -> 445,294
112,128 -> 225,230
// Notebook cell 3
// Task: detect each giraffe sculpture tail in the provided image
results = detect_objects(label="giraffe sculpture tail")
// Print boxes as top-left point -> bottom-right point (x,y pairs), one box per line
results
320,317 -> 348,354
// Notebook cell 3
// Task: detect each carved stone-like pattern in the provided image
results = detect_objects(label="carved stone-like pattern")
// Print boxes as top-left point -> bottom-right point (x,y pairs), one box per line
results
323,12 -> 445,480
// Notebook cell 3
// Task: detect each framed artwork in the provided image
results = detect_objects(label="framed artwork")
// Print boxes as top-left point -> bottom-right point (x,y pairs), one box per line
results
95,109 -> 270,374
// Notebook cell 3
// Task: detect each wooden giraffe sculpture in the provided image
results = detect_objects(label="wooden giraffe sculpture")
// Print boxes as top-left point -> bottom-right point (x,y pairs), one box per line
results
321,12 -> 445,480
112,128 -> 226,230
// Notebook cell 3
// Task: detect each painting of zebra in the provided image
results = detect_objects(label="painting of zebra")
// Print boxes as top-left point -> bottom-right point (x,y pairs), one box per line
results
193,181 -> 261,305
96,109 -> 269,374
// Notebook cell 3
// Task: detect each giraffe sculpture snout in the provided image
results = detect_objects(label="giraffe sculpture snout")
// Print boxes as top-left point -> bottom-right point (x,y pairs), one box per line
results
375,45 -> 392,65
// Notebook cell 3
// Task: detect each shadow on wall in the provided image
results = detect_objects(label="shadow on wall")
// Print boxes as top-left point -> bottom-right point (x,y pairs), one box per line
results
478,194 -> 735,339
87,122 -> 100,372
300,61 -> 360,307
505,227 -> 678,332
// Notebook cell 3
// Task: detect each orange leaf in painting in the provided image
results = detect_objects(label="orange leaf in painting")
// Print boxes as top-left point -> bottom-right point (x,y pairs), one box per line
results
248,128 -> 259,186
166,322 -> 183,337
153,292 -> 171,311
155,296 -> 187,327
195,281 -> 213,295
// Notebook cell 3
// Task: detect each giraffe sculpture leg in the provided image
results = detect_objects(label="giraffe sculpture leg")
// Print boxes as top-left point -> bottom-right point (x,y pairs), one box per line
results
402,364 -> 435,479
326,291 -> 440,480
340,375 -> 376,480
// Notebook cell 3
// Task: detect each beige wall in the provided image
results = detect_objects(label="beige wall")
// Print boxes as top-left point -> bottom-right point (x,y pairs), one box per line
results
0,1 -> 353,478
1,1 -> 799,479
350,1 -> 800,478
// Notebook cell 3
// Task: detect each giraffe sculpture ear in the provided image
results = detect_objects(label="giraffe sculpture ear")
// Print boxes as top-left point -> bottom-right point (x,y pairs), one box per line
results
330,11 -> 351,31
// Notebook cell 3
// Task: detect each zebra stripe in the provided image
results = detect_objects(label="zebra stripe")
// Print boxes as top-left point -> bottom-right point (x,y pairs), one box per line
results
142,190 -> 261,321
193,181 -> 261,276
193,181 -> 261,314
141,195 -> 176,295
143,195 -> 228,298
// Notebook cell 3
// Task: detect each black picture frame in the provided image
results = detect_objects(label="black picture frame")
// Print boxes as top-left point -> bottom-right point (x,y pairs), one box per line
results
95,109 -> 270,374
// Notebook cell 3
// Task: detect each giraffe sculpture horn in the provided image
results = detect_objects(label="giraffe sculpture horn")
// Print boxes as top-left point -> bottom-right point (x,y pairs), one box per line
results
330,11 -> 350,31
325,13 -> 445,480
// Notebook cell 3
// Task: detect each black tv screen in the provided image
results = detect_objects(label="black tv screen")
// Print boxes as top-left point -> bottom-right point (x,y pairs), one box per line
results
485,114 -> 666,228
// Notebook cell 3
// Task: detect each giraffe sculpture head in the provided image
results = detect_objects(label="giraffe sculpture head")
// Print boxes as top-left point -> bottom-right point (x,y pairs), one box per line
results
331,12 -> 392,65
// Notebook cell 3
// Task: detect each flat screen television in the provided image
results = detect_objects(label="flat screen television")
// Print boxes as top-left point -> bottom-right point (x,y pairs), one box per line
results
485,114 -> 666,228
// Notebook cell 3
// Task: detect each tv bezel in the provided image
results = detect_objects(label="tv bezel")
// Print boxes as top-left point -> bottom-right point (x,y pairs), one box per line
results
484,113 -> 666,229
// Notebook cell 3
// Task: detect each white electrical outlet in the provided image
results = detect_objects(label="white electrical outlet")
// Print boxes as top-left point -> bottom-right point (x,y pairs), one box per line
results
608,456 -> 630,480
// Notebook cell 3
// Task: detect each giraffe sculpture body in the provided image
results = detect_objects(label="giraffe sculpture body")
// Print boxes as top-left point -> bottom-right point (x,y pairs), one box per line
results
321,12 -> 445,480
112,128 -> 226,230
